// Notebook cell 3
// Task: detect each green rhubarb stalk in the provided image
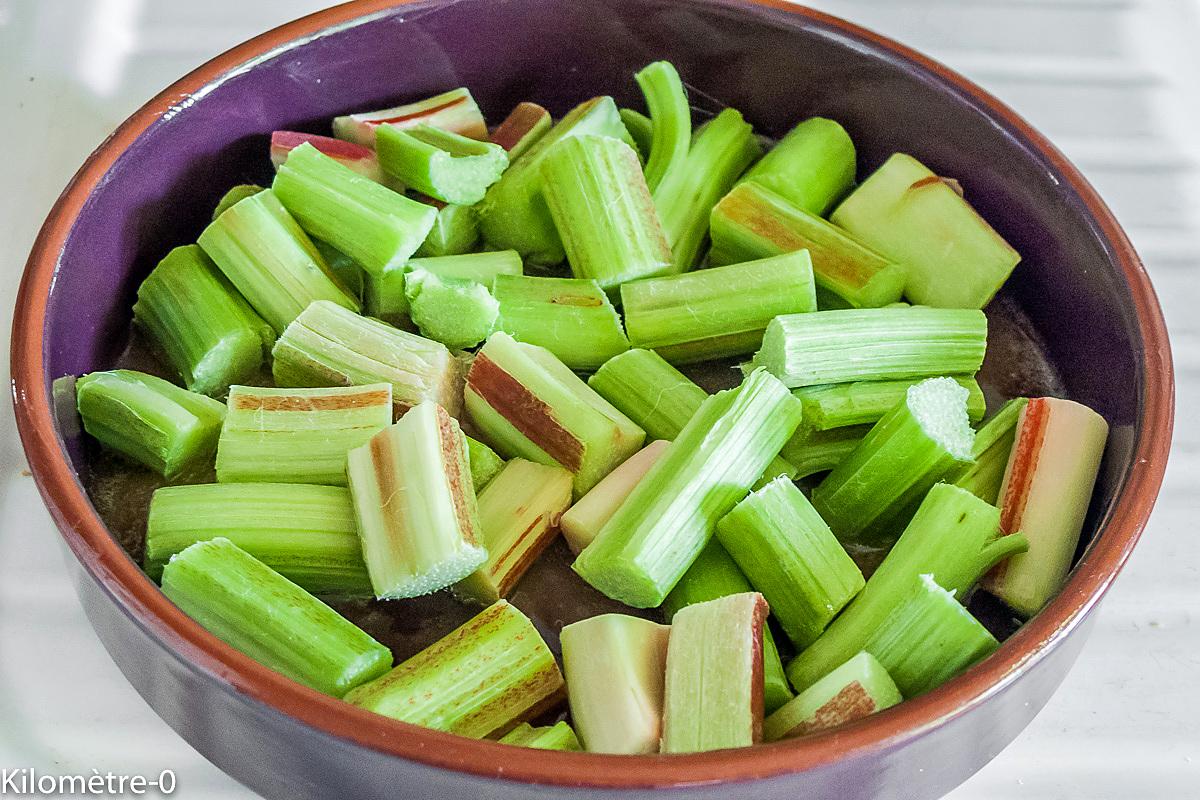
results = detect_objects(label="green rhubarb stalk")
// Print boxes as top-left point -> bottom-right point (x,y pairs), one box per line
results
717,477 -> 865,649
710,182 -> 906,308
947,397 -> 1029,504
346,402 -> 486,599
376,124 -> 508,206
796,375 -> 986,431
215,383 -> 392,486
414,200 -> 480,258
488,102 -> 552,162
480,96 -> 638,264
621,251 -> 817,364
272,300 -> 464,419
455,458 -> 574,604
145,482 -> 370,596
541,135 -> 673,292
133,245 -> 274,397
465,434 -> 505,492
786,482 -> 1028,691
830,153 -> 1021,309
332,87 -> 488,146
212,183 -> 264,221
364,250 -> 522,325
618,108 -> 654,159
272,143 -> 437,277
982,397 -> 1109,617
76,370 -> 225,479
661,592 -> 768,753
498,721 -> 581,751
464,332 -> 645,498
587,348 -> 797,480
864,573 -> 998,697
494,274 -> 630,371
404,269 -> 499,350
778,424 -> 870,479
756,307 -> 988,388
161,538 -> 391,695
560,439 -> 670,554
764,651 -> 901,741
560,614 -> 671,754
738,117 -> 856,216
662,538 -> 794,714
657,108 -> 761,272
313,239 -> 365,302
572,369 -> 804,607
345,600 -> 564,737
812,377 -> 976,545
634,61 -> 691,193
197,189 -> 358,334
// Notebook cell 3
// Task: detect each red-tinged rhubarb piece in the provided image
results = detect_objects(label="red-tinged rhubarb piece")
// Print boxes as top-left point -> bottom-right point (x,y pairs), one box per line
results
763,652 -> 901,740
332,87 -> 488,147
560,614 -> 671,754
661,592 -> 768,753
982,397 -> 1109,617
489,102 -> 552,161
559,440 -> 670,555
270,131 -> 394,188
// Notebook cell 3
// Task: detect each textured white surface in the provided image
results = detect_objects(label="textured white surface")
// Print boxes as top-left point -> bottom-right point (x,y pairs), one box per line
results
1,1 -> 1197,797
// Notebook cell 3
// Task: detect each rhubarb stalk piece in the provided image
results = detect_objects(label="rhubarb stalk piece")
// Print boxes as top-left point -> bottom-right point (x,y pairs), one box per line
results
414,199 -> 480,257
621,251 -> 817,364
376,124 -> 508,206
778,424 -> 870,479
133,245 -> 274,397
541,135 -> 674,292
947,397 -> 1029,504
787,483 -> 1028,691
465,435 -> 505,492
661,592 -> 768,753
270,130 -> 399,189
795,375 -> 986,431
494,274 -> 630,371
215,384 -> 392,486
618,108 -> 654,159
346,402 -> 486,599
864,574 -> 998,697
982,397 -> 1108,617
489,102 -> 552,162
332,87 -> 488,146
634,61 -> 691,193
464,332 -> 645,498
560,614 -> 671,754
830,153 -> 1021,309
710,182 -> 906,308
455,458 -> 574,604
272,300 -> 464,419
404,269 -> 499,350
737,117 -> 856,216
661,539 -> 794,714
656,108 -> 761,272
572,369 -> 804,608
273,143 -> 437,277
197,190 -> 359,333
764,652 -> 901,741
812,377 -> 975,545
161,538 -> 392,696
480,96 -> 638,264
364,250 -> 522,325
212,183 -> 264,220
755,307 -> 988,388
345,600 -> 564,737
717,477 -> 865,649
560,440 -> 670,554
75,370 -> 225,479
145,482 -> 371,597
498,721 -> 581,751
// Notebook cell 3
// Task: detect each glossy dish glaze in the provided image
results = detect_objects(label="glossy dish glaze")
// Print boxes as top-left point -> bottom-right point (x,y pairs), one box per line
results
10,1 -> 1173,798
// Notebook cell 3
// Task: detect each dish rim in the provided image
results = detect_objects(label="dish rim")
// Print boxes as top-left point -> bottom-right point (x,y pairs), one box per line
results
10,0 -> 1174,788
